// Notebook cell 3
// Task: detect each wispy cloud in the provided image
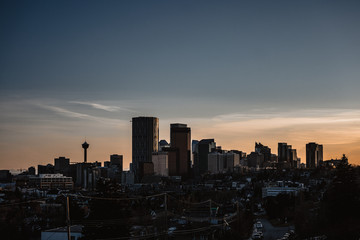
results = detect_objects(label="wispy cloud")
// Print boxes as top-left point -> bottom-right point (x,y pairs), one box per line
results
213,109 -> 360,124
40,105 -> 127,126
69,101 -> 136,112
207,108 -> 360,145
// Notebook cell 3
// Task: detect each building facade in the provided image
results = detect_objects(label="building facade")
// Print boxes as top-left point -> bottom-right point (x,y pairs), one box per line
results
170,123 -> 191,178
208,151 -> 240,174
132,117 -> 159,182
255,142 -> 271,162
29,174 -> 73,189
110,154 -> 123,171
152,152 -> 169,176
54,157 -> 70,174
194,139 -> 216,175
306,142 -> 323,168
278,143 -> 300,168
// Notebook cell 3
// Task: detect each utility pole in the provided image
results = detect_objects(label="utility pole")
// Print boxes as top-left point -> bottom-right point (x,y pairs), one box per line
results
164,193 -> 168,239
237,201 -> 240,228
66,195 -> 71,240
209,200 -> 212,222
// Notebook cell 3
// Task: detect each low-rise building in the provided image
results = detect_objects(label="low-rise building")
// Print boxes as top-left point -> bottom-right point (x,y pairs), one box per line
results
262,181 -> 305,198
29,174 -> 73,190
41,225 -> 83,240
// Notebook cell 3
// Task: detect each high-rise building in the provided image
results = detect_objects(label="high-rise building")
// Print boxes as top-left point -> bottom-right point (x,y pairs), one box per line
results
161,147 -> 179,176
110,154 -> 123,171
76,162 -> 101,190
38,164 -> 54,175
306,142 -> 323,168
255,142 -> 271,162
132,117 -> 159,182
278,143 -> 300,168
208,152 -> 224,174
208,151 -> 240,174
152,152 -> 169,176
54,157 -> 70,174
194,139 -> 216,175
159,140 -> 170,151
192,140 -> 199,154
278,143 -> 289,163
170,123 -> 191,178
247,152 -> 265,169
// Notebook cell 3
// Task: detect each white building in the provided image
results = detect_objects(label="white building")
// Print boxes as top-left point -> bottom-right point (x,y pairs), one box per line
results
29,174 -> 73,189
41,225 -> 83,240
262,181 -> 306,198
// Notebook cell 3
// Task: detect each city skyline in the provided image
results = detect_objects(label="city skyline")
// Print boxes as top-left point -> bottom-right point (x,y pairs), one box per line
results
1,1 -> 360,169
0,114 -> 355,171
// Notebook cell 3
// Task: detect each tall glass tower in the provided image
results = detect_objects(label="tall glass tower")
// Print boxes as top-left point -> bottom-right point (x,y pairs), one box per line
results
132,117 -> 159,182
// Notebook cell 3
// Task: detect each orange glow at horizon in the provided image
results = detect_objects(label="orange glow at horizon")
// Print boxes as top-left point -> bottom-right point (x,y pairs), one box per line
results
1,111 -> 360,171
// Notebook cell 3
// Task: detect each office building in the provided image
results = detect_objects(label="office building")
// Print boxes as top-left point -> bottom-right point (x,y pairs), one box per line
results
29,173 -> 73,190
278,143 -> 300,168
121,171 -> 135,185
208,151 -> 240,174
38,164 -> 54,175
159,139 -> 170,151
247,152 -> 265,169
194,139 -> 216,175
76,162 -> 101,190
54,157 -> 70,174
161,147 -> 179,176
110,154 -> 123,171
306,142 -> 323,168
255,142 -> 271,162
132,117 -> 159,182
170,123 -> 191,178
278,143 -> 289,163
152,152 -> 169,176
290,149 -> 300,168
208,152 -> 224,174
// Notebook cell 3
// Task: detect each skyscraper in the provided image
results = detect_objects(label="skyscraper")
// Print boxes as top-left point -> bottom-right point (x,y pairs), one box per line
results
255,142 -> 271,162
132,117 -> 159,182
306,142 -> 323,168
278,143 -> 289,163
278,143 -> 300,168
110,154 -> 123,172
194,139 -> 216,175
54,156 -> 70,174
170,123 -> 191,178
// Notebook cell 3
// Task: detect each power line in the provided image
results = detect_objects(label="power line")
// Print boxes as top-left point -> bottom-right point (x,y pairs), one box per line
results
68,192 -> 167,201
0,198 -> 48,207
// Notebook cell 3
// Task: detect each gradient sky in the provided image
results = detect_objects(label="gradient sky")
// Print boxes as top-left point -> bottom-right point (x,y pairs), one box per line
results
1,0 -> 360,170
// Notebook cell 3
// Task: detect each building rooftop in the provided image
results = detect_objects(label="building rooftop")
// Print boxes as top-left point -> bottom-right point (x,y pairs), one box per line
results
44,225 -> 83,233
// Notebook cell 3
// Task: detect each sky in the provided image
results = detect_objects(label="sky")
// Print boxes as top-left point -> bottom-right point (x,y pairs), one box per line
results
1,0 -> 360,170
